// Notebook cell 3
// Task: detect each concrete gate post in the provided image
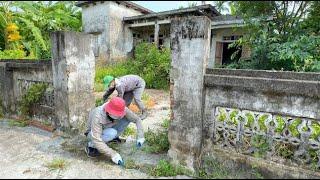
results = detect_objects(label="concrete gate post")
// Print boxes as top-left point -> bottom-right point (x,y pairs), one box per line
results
51,31 -> 95,132
168,16 -> 211,170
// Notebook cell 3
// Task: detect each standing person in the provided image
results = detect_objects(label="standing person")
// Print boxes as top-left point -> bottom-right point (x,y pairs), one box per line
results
102,75 -> 148,120
84,97 -> 145,166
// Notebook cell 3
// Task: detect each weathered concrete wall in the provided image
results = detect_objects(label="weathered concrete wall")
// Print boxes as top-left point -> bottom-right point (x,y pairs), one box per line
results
201,68 -> 320,178
0,60 -> 53,118
81,1 -> 143,63
51,32 -> 95,132
82,1 -> 110,62
168,16 -> 211,171
108,1 -> 142,61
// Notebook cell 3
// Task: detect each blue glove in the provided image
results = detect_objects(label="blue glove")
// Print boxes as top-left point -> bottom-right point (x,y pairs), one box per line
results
136,138 -> 145,148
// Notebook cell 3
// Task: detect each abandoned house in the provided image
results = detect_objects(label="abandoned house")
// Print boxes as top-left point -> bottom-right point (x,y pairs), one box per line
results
76,1 -> 250,68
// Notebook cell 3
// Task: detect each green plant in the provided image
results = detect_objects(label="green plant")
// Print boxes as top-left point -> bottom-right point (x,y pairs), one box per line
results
45,158 -> 68,171
94,82 -> 105,92
19,83 -> 48,117
251,135 -> 270,158
8,119 -> 28,127
161,119 -> 170,129
122,126 -> 136,138
0,49 -> 26,59
94,43 -> 170,90
148,159 -> 191,177
124,159 -> 141,169
95,98 -> 104,107
143,128 -> 169,154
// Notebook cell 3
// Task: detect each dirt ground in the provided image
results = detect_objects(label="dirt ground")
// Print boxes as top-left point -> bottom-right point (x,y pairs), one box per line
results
0,89 -> 191,179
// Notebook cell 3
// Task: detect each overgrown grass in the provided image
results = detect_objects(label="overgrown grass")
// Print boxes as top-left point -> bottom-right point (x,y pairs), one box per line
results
95,98 -> 104,107
45,158 -> 68,171
95,43 -> 170,90
8,119 -> 28,127
142,119 -> 170,154
148,159 -> 192,177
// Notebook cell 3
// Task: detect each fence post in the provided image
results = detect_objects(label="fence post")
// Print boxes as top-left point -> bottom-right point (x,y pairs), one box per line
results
51,31 -> 95,133
168,16 -> 211,171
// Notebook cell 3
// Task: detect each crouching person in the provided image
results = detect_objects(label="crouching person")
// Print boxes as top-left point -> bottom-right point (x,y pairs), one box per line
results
84,97 -> 145,166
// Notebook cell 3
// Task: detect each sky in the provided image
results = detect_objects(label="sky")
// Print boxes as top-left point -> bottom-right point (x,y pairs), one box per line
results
132,1 -> 229,14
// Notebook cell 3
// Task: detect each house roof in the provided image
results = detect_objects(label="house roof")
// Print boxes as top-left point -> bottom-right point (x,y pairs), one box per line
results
76,1 -> 154,14
123,4 -> 221,22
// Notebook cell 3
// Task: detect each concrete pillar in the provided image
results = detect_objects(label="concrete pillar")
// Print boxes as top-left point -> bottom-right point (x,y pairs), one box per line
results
51,31 -> 95,132
0,63 -> 14,115
168,16 -> 211,171
154,21 -> 159,47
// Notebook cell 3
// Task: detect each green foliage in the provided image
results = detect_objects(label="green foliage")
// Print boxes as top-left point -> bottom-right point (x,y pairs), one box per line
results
225,1 -> 320,72
45,158 -> 68,171
148,159 -> 191,177
95,43 -> 171,90
143,120 -> 170,154
19,83 -> 48,117
251,135 -> 270,158
8,119 -> 28,127
122,126 -> 136,138
0,49 -> 25,59
95,98 -> 104,107
0,1 -> 81,59
133,43 -> 171,89
143,128 -> 169,154
161,119 -> 170,129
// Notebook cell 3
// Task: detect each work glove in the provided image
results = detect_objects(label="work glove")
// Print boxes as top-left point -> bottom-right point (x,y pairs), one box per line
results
111,153 -> 124,166
136,138 -> 145,148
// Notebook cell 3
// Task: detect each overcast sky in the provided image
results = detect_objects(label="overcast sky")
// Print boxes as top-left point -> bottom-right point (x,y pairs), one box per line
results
132,1 -> 229,14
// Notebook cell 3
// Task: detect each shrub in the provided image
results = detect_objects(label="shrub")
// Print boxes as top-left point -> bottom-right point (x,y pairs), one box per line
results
0,50 -> 26,59
19,83 -> 48,117
95,42 -> 171,90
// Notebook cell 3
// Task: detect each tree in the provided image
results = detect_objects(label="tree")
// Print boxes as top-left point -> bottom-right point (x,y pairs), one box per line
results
0,1 -> 82,59
225,1 -> 320,72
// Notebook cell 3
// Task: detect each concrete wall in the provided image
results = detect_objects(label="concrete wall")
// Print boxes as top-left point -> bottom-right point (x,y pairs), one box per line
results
51,31 -> 95,132
82,1 -> 110,62
81,1 -> 143,63
201,68 -> 320,178
0,60 -> 53,122
168,16 -> 211,171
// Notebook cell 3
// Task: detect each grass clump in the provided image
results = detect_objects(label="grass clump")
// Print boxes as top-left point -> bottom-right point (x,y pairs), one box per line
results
148,159 -> 192,177
45,158 -> 68,171
122,126 -> 136,138
8,119 -> 28,127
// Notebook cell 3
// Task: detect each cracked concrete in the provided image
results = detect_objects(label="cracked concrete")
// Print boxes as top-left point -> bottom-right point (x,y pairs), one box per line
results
0,89 -> 191,179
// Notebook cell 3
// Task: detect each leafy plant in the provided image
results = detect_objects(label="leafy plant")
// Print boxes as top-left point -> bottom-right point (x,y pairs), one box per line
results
8,119 -> 28,127
143,124 -> 170,154
96,43 -> 171,90
148,159 -> 191,177
122,126 -> 136,138
19,83 -> 48,117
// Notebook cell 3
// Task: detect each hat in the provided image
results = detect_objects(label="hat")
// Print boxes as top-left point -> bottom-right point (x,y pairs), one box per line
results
103,75 -> 114,89
104,97 -> 126,117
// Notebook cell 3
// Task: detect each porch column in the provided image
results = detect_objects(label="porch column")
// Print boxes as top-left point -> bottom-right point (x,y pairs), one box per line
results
154,20 -> 159,47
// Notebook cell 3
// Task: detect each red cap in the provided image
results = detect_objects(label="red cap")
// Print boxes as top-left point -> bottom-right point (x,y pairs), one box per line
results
104,97 -> 126,117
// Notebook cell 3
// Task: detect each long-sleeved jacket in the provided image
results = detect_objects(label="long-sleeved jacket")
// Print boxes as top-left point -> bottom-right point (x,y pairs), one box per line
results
103,75 -> 145,101
86,102 -> 144,158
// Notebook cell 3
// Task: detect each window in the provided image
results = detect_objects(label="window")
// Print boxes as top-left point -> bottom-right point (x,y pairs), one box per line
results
223,35 -> 243,41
